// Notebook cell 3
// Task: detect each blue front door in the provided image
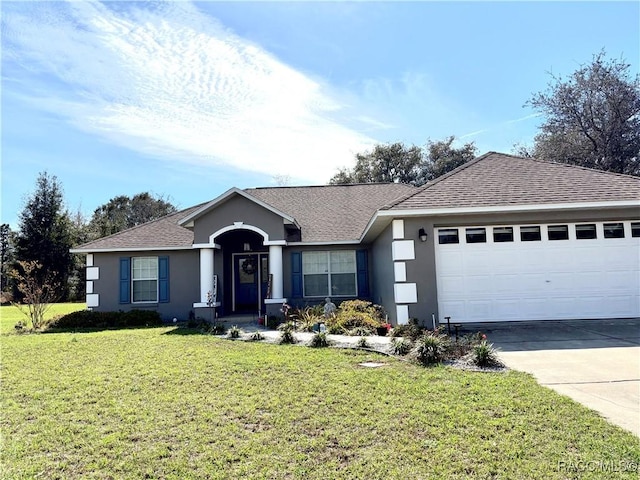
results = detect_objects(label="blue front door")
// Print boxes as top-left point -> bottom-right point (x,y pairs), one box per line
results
234,254 -> 269,313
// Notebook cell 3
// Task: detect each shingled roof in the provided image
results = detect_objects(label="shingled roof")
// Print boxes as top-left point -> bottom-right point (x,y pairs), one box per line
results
385,152 -> 640,211
72,183 -> 417,251
246,183 -> 418,242
72,203 -> 205,252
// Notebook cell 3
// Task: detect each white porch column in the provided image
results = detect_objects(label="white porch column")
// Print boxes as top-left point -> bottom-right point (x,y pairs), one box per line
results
268,244 -> 284,299
199,248 -> 214,304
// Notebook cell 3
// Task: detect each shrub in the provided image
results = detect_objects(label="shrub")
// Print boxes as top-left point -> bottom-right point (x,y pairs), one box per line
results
356,337 -> 369,348
227,325 -> 242,339
277,322 -> 297,344
248,331 -> 265,342
348,326 -> 374,336
49,310 -> 162,329
208,323 -> 226,335
471,340 -> 503,368
391,323 -> 427,341
308,332 -> 330,348
390,337 -> 413,356
410,332 -> 450,366
293,306 -> 324,332
325,300 -> 386,334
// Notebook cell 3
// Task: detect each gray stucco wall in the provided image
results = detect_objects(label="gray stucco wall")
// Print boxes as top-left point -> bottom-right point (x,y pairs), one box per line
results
192,195 -> 286,244
91,249 -> 199,321
370,225 -> 396,321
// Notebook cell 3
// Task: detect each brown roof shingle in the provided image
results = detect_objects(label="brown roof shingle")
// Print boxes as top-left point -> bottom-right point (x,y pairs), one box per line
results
386,152 -> 640,210
246,183 -> 418,242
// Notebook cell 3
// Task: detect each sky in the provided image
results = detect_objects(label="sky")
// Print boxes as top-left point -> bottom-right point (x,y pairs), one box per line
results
2,1 -> 638,229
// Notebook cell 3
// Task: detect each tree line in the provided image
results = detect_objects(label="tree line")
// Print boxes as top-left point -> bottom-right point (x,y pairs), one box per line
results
2,51 -> 637,305
1,180 -> 176,304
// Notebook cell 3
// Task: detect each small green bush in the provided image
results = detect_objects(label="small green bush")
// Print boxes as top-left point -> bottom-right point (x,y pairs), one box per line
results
356,337 -> 369,348
248,331 -> 265,342
410,332 -> 450,366
391,323 -> 426,341
208,324 -> 226,335
292,306 -> 324,332
49,309 -> 162,329
471,340 -> 503,368
390,337 -> 413,356
308,332 -> 330,348
325,300 -> 385,334
348,326 -> 374,336
227,325 -> 242,339
277,322 -> 297,344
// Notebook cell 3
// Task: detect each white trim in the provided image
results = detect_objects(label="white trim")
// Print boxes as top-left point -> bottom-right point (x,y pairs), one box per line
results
70,246 -> 191,253
265,298 -> 287,304
392,240 -> 415,261
86,267 -> 99,280
377,200 -> 640,218
86,294 -> 99,308
86,254 -> 94,267
210,224 -> 272,244
264,240 -> 287,246
86,281 -> 94,294
178,187 -> 299,227
392,219 -> 405,239
193,302 -> 221,308
287,240 -> 360,246
394,283 -> 417,303
394,262 -> 407,282
192,243 -> 221,249
396,305 -> 409,325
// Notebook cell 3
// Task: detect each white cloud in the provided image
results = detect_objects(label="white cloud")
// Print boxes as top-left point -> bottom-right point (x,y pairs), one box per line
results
1,0 -> 377,183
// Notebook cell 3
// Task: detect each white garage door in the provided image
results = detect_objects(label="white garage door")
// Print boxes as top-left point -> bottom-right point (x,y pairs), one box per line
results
435,221 -> 640,323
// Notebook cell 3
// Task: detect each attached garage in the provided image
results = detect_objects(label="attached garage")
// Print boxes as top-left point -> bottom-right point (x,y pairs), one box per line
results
435,221 -> 640,323
373,152 -> 640,325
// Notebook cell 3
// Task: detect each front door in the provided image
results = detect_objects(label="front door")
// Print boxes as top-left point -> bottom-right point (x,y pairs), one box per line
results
233,254 -> 269,313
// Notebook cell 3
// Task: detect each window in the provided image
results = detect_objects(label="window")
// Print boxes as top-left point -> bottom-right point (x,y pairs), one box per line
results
548,225 -> 569,241
493,227 -> 514,243
576,224 -> 597,240
520,226 -> 541,242
438,229 -> 459,244
302,251 -> 356,297
604,223 -> 625,239
132,257 -> 158,302
466,228 -> 486,243
631,222 -> 640,238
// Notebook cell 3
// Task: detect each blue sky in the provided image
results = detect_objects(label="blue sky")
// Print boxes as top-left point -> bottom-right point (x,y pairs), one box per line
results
2,1 -> 638,229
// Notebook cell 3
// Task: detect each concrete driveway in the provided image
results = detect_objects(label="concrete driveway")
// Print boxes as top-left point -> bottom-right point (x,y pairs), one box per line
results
462,318 -> 640,436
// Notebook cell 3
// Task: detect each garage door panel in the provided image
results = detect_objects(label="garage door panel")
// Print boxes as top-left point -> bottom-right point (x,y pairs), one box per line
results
435,221 -> 640,323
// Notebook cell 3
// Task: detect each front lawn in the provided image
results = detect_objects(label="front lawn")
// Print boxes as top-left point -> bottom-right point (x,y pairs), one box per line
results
0,303 -> 86,334
1,327 -> 638,479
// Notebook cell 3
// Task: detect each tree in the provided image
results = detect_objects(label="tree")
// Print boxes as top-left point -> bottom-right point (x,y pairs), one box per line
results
14,172 -> 74,301
419,136 -> 478,183
329,138 -> 477,186
1,223 -> 15,302
527,51 -> 640,175
329,142 -> 423,185
88,192 -> 177,239
10,260 -> 60,330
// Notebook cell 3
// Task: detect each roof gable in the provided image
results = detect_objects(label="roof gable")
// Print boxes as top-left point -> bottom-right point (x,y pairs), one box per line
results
178,187 -> 298,228
386,152 -> 640,211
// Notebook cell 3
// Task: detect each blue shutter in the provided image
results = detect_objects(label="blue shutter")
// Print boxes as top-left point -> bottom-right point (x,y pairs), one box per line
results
119,257 -> 131,304
356,249 -> 370,298
291,252 -> 302,298
158,256 -> 169,303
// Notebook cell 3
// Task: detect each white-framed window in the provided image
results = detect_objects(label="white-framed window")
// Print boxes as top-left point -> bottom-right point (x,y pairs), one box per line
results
132,256 -> 158,303
302,251 -> 356,297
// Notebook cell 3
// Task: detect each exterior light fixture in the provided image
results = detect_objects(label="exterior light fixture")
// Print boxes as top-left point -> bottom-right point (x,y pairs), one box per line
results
418,228 -> 428,242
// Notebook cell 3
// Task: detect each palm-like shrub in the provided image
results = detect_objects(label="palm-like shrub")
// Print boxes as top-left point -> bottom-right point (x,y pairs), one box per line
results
471,340 -> 503,368
410,332 -> 450,366
390,337 -> 413,356
277,321 -> 297,344
308,332 -> 330,348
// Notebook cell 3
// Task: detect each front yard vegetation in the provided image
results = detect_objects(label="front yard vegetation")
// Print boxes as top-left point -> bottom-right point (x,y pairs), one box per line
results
2,326 -> 638,479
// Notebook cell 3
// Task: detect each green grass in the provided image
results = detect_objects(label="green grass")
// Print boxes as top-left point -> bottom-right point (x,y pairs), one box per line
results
1,328 -> 638,479
0,303 -> 86,334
